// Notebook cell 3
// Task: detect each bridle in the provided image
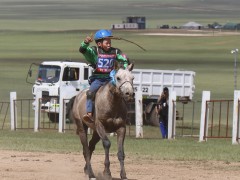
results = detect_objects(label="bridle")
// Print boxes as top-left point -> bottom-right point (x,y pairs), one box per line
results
118,80 -> 134,97
119,80 -> 133,91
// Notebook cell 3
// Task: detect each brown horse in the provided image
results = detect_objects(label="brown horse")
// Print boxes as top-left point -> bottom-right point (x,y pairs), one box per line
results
67,64 -> 134,180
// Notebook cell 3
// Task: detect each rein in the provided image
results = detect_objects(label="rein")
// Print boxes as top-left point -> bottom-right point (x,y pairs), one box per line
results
118,80 -> 134,92
109,80 -> 133,103
118,81 -> 134,105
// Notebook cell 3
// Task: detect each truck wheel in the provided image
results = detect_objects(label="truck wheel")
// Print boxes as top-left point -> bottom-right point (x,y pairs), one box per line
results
48,113 -> 59,123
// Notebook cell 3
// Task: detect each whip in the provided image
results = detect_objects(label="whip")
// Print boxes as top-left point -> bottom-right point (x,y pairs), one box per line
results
110,36 -> 146,51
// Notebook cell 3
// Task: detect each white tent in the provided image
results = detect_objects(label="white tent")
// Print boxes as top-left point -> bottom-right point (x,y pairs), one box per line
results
181,21 -> 203,29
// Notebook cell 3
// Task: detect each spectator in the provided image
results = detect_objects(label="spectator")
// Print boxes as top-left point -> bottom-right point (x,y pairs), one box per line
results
156,87 -> 169,138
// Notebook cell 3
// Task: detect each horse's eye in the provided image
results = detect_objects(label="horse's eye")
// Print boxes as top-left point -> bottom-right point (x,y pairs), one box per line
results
117,77 -> 121,81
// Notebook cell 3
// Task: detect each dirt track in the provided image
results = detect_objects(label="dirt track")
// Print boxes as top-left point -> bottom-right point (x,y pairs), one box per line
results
1,150 -> 240,180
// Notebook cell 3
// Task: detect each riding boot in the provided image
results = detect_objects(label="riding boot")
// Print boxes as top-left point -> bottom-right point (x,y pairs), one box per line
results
83,112 -> 94,124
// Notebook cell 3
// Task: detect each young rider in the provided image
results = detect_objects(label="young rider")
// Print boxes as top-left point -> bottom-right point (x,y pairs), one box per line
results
79,29 -> 129,123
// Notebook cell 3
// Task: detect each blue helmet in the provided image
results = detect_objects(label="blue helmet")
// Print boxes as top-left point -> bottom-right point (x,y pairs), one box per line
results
94,29 -> 112,40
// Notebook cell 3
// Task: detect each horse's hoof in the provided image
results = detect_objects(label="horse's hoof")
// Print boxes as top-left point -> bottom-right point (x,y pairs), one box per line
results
103,171 -> 112,180
84,166 -> 88,175
121,176 -> 128,180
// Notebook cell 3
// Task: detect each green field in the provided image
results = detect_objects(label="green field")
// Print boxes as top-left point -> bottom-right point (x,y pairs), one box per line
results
1,30 -> 240,101
1,0 -> 240,101
1,0 -> 240,162
0,130 -> 240,162
1,0 -> 240,30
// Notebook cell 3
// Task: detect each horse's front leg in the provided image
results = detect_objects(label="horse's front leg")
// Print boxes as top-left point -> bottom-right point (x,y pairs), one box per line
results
116,126 -> 128,180
77,123 -> 95,179
96,122 -> 112,179
89,130 -> 101,159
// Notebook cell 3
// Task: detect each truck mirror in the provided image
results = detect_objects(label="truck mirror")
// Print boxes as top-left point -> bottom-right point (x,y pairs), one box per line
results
28,70 -> 32,77
26,62 -> 40,85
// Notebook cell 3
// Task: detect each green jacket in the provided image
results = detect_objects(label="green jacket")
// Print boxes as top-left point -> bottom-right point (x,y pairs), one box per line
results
79,41 -> 128,78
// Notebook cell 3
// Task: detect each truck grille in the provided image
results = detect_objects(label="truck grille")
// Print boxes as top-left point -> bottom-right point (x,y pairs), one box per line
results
42,91 -> 49,96
42,91 -> 50,103
41,106 -> 48,110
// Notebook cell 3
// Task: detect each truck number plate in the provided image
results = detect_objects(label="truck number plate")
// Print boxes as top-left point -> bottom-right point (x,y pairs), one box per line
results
134,87 -> 149,93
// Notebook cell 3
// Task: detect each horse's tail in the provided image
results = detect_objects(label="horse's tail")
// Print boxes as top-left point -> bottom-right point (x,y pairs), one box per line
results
66,96 -> 76,120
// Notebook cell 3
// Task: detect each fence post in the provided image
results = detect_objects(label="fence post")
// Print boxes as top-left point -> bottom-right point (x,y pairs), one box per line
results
10,92 -> 17,131
168,91 -> 176,139
34,91 -> 41,132
59,89 -> 65,133
232,90 -> 240,144
199,91 -> 210,142
135,90 -> 143,138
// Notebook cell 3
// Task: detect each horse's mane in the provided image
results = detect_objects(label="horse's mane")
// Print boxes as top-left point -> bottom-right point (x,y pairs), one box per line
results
97,80 -> 120,99
98,69 -> 127,96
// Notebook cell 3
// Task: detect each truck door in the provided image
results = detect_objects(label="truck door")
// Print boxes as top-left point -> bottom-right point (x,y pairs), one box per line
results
61,66 -> 90,99
61,67 -> 81,99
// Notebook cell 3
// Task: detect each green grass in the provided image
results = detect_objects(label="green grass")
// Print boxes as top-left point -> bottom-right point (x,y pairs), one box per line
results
1,31 -> 240,101
1,0 -> 240,101
1,0 -> 240,30
0,130 -> 239,162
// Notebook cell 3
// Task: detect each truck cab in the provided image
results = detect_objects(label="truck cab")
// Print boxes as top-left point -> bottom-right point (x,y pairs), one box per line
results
27,61 -> 92,122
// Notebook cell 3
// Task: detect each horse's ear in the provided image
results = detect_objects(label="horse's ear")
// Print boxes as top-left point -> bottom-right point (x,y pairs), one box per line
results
127,63 -> 134,71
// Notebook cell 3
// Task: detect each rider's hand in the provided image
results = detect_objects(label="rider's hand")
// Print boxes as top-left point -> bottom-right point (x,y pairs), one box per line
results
84,35 -> 93,44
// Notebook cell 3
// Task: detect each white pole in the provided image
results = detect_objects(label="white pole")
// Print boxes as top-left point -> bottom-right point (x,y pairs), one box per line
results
34,91 -> 42,132
168,91 -> 176,139
232,90 -> 240,144
234,52 -> 237,90
135,90 -> 143,138
231,49 -> 239,90
10,92 -> 17,131
199,91 -> 211,142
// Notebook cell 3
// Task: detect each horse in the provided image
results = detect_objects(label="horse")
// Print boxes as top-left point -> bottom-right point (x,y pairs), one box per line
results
67,63 -> 135,180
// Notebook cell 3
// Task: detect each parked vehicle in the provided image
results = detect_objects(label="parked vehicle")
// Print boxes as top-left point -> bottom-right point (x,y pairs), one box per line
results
131,69 -> 195,126
26,61 -> 92,122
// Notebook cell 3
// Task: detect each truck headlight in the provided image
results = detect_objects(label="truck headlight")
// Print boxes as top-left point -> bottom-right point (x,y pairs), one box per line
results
50,98 -> 57,105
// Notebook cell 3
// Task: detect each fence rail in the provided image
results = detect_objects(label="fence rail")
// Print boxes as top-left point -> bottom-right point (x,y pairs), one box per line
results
175,100 -> 201,138
0,102 -> 10,130
205,100 -> 233,139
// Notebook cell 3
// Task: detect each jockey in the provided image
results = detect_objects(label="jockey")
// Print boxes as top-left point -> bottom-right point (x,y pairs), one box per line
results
79,29 -> 129,123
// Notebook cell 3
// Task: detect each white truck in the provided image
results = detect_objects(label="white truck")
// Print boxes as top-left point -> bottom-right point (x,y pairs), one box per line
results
131,69 -> 195,126
26,61 -> 195,124
132,69 -> 195,100
26,61 -> 92,122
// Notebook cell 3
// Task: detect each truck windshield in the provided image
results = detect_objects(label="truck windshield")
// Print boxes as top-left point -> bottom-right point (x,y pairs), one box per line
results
37,65 -> 61,83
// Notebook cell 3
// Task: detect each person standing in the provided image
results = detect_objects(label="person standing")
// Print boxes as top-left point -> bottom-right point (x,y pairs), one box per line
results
156,87 -> 169,138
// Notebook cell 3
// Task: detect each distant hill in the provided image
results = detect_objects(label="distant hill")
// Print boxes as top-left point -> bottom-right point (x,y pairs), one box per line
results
0,0 -> 240,30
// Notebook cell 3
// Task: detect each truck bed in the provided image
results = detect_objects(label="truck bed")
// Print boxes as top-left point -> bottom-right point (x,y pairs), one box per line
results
132,69 -> 195,100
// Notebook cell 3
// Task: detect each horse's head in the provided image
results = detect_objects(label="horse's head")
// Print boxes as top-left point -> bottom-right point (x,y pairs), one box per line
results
115,63 -> 135,102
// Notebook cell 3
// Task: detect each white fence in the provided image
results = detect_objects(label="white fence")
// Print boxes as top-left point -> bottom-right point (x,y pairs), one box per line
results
8,90 -> 240,144
232,91 -> 240,144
